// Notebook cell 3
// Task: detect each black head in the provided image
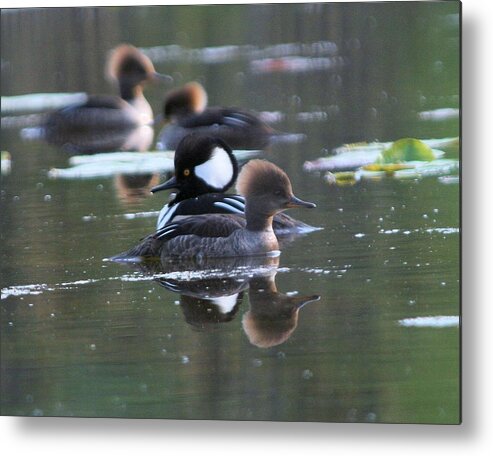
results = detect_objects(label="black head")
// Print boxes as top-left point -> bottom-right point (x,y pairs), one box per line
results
151,134 -> 239,203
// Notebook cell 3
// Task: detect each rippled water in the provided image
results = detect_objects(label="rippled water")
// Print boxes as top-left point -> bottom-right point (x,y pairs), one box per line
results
1,3 -> 460,423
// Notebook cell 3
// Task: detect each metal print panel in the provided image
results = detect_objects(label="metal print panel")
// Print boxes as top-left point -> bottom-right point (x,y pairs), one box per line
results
0,2 -> 460,423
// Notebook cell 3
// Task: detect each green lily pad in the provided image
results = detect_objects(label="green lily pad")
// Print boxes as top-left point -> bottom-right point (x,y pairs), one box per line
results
362,163 -> 414,173
324,171 -> 358,186
376,138 -> 436,164
304,137 -> 456,172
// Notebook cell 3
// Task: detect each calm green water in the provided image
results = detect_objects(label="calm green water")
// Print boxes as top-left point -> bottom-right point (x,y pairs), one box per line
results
1,3 -> 460,423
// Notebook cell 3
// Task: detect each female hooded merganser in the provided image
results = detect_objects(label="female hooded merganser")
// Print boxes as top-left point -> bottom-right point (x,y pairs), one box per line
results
44,44 -> 171,153
156,82 -> 295,150
113,159 -> 316,261
153,134 -> 317,234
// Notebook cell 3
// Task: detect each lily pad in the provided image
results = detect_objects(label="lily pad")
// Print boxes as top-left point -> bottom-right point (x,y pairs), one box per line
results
376,138 -> 435,164
361,163 -> 414,173
48,149 -> 262,180
304,137 -> 456,172
1,151 -> 12,175
1,92 -> 88,114
324,171 -> 359,186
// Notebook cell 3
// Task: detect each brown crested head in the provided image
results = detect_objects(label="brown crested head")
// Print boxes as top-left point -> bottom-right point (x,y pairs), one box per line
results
106,44 -> 156,84
242,311 -> 298,348
163,82 -> 208,119
237,159 -> 291,199
237,159 -> 316,218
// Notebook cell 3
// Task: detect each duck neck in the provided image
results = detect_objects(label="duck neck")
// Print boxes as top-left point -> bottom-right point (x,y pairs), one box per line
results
245,203 -> 274,232
119,80 -> 142,102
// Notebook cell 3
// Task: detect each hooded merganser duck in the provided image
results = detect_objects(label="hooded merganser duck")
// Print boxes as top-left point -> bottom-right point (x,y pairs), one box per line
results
43,44 -> 171,153
152,134 -> 318,234
156,82 -> 296,150
113,159 -> 316,261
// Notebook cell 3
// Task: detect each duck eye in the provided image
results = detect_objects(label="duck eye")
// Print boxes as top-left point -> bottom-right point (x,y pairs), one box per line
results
183,169 -> 190,177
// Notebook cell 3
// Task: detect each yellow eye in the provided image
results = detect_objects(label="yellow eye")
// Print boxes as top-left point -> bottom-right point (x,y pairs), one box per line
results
183,169 -> 190,176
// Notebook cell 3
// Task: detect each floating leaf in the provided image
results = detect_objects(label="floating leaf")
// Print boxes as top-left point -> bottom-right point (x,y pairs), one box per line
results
362,163 -> 413,173
376,138 -> 436,164
49,149 -> 262,180
304,137 -> 456,172
324,171 -> 358,186
438,175 -> 460,185
417,108 -> 459,122
393,159 -> 459,179
1,151 -> 12,175
1,92 -> 88,114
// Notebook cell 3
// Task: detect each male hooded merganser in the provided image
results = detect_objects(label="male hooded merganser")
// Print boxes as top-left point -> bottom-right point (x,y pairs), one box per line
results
113,159 -> 316,260
44,44 -> 171,153
156,82 -> 295,150
153,134 -> 318,234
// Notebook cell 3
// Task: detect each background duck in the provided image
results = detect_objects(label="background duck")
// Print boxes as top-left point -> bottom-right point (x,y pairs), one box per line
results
112,159 -> 316,261
156,82 -> 303,150
153,134 -> 319,234
43,44 -> 171,153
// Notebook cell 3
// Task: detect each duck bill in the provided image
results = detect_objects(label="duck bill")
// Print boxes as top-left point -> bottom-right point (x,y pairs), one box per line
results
285,195 -> 316,209
151,176 -> 178,193
152,72 -> 174,84
296,295 -> 321,310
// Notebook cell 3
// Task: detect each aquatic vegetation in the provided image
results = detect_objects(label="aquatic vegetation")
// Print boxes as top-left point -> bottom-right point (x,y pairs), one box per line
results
417,108 -> 459,122
48,149 -> 262,179
398,315 -> 459,328
304,137 -> 458,172
376,138 -> 436,163
308,137 -> 459,186
1,151 -> 11,175
1,92 -> 88,114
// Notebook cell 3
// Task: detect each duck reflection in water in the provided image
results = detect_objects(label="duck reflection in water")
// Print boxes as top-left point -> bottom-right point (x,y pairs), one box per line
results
135,255 -> 319,346
242,271 -> 320,348
102,124 -> 161,204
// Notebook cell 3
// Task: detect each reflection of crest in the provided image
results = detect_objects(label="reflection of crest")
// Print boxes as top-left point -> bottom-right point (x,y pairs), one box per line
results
125,255 -> 319,344
243,274 -> 320,348
114,172 -> 161,205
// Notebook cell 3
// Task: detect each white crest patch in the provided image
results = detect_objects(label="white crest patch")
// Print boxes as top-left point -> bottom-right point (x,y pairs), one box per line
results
195,147 -> 234,190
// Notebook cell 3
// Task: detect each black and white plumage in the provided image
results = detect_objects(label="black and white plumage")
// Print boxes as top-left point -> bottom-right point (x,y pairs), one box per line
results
157,194 -> 246,228
153,134 -> 317,234
156,82 -> 299,150
112,159 -> 316,261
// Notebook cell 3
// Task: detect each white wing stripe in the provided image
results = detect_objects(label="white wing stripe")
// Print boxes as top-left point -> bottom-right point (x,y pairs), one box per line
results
213,201 -> 244,214
223,197 -> 246,210
157,203 -> 178,230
